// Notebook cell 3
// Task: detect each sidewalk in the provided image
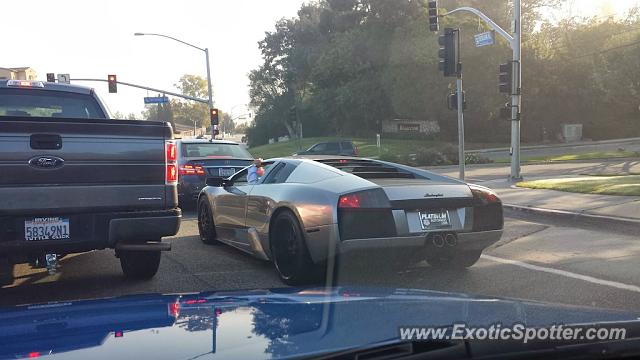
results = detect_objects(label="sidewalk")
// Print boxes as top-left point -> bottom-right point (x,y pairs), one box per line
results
482,178 -> 640,223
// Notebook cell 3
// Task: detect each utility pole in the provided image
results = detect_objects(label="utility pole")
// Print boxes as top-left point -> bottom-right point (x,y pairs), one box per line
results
510,0 -> 522,180
456,76 -> 465,180
442,0 -> 523,180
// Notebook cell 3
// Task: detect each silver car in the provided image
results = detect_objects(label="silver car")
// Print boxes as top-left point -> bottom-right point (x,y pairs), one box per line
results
197,156 -> 503,285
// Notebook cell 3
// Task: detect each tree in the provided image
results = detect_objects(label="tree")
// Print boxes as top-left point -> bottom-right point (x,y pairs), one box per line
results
248,0 -> 640,146
141,97 -> 176,131
172,75 -> 210,128
221,112 -> 236,133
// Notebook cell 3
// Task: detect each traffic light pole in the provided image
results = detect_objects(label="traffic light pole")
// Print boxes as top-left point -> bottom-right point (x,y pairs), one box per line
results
510,0 -> 522,181
456,76 -> 465,181
442,0 -> 522,180
205,48 -> 215,139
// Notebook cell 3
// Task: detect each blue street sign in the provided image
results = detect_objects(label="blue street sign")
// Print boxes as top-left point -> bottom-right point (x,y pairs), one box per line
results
144,96 -> 169,104
474,31 -> 494,47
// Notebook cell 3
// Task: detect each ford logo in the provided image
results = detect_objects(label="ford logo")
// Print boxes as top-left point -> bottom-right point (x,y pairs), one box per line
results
28,156 -> 64,169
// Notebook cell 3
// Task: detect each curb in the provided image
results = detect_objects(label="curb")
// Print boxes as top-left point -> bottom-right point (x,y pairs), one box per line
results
503,204 -> 640,229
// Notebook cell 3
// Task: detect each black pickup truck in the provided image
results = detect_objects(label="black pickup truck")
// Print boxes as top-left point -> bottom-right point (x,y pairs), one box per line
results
0,80 -> 181,285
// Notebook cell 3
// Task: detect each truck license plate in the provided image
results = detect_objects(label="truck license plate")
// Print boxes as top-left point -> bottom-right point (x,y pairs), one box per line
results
419,210 -> 451,230
24,217 -> 70,241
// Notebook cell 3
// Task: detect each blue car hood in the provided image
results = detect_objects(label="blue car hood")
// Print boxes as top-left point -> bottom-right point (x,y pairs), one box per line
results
0,287 -> 638,359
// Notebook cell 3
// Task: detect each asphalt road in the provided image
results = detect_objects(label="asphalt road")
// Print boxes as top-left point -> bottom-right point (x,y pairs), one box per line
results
2,210 -> 639,312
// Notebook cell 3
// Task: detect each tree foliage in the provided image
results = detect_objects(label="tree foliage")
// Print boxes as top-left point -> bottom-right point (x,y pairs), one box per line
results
172,74 -> 210,128
247,0 -> 640,146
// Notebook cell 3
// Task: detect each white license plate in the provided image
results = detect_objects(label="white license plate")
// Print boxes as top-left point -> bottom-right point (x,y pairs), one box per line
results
219,168 -> 235,177
419,210 -> 451,230
24,217 -> 70,241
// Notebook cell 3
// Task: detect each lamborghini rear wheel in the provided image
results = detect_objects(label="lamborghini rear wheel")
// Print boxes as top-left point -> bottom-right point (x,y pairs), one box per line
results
271,211 -> 321,286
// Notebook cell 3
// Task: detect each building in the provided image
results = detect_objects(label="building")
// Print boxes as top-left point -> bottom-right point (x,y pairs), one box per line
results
381,118 -> 440,135
0,67 -> 37,81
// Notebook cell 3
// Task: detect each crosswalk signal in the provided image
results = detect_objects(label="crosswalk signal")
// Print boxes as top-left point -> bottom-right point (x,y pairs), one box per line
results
108,75 -> 117,93
428,1 -> 439,32
210,108 -> 219,126
499,62 -> 513,94
438,28 -> 460,77
46,73 -> 55,83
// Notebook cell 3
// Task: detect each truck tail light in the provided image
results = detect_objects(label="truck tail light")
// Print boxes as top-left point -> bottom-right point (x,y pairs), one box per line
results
165,141 -> 177,185
166,164 -> 177,183
166,142 -> 177,162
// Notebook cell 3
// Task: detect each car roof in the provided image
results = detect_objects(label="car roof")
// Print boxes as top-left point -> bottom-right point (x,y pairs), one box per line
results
312,140 -> 354,144
177,139 -> 240,145
0,80 -> 95,95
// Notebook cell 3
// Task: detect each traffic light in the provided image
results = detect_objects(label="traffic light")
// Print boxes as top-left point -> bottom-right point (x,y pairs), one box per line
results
210,108 -> 219,126
447,91 -> 467,111
499,62 -> 513,94
428,1 -> 439,32
438,28 -> 460,77
108,75 -> 117,93
46,73 -> 55,82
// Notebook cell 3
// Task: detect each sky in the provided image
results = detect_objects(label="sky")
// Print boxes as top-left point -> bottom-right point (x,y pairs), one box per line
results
2,0 -> 638,119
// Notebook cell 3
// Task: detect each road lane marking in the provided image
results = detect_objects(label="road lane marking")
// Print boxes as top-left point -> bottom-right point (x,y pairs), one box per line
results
481,254 -> 640,294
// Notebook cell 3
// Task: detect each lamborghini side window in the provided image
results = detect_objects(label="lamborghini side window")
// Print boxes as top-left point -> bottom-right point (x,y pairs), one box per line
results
263,162 -> 297,184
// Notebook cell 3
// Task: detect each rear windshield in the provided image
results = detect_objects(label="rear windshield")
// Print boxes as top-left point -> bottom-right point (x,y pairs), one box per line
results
341,141 -> 354,150
182,143 -> 253,159
0,88 -> 106,118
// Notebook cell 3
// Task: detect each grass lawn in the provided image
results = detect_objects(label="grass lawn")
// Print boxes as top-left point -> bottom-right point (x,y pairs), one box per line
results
495,150 -> 639,163
247,137 -> 445,159
517,175 -> 640,196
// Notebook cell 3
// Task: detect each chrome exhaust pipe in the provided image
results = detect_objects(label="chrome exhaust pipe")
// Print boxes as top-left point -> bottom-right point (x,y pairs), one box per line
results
432,234 -> 445,248
445,233 -> 457,247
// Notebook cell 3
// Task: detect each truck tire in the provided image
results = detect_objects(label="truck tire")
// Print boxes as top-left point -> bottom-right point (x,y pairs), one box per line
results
0,257 -> 14,287
120,250 -> 161,280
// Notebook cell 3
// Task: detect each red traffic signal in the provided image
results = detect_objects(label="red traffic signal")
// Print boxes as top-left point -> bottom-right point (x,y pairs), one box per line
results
108,75 -> 117,93
210,108 -> 220,125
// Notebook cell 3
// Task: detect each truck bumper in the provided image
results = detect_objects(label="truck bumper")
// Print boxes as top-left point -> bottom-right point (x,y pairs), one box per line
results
0,209 -> 181,261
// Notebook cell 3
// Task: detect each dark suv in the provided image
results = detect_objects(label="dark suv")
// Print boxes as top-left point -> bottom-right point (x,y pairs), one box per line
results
177,139 -> 253,208
295,140 -> 359,156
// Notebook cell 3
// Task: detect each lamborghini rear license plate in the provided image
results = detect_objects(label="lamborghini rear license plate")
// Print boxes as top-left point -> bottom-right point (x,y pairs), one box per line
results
419,210 -> 451,230
24,217 -> 70,241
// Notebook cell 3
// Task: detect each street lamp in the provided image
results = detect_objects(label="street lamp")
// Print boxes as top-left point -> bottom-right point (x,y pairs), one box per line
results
134,32 -> 215,137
